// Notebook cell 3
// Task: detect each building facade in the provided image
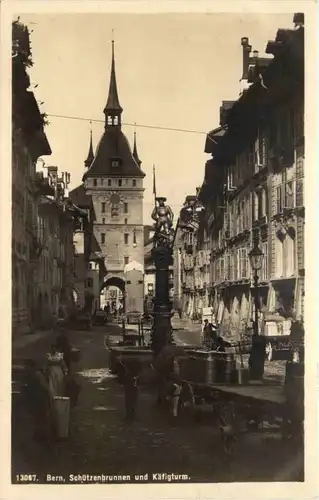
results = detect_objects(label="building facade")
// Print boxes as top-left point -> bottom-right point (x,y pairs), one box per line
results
12,20 -> 52,334
71,135 -> 106,314
173,194 -> 208,319
198,14 -> 304,339
34,167 -> 85,327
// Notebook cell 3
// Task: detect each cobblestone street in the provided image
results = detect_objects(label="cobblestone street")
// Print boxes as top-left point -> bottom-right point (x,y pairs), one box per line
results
12,325 -> 303,484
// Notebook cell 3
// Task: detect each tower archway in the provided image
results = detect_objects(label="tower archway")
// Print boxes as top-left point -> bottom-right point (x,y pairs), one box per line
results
101,276 -> 126,313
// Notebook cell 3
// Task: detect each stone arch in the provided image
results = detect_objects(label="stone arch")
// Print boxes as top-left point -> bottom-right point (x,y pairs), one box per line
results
101,275 -> 126,312
102,275 -> 125,293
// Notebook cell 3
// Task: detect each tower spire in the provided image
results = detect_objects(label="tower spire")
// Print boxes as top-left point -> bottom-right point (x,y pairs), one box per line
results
132,123 -> 142,167
104,37 -> 123,128
84,124 -> 94,169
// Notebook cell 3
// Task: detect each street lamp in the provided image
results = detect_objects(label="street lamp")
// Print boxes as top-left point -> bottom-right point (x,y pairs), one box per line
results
248,241 -> 264,336
132,228 -> 137,248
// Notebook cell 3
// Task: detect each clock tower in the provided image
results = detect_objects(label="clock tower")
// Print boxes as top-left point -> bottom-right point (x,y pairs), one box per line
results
83,41 -> 145,293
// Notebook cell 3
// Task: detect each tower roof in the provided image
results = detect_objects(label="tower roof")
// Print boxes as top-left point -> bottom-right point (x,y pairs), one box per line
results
132,129 -> 142,167
83,39 -> 144,180
83,128 -> 145,179
84,129 -> 94,168
104,41 -> 123,116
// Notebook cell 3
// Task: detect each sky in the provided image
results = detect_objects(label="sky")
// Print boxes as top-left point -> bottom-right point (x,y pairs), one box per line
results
19,12 -> 293,224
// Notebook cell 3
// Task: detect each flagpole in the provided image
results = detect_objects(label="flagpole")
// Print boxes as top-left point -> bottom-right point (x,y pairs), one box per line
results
153,164 -> 157,207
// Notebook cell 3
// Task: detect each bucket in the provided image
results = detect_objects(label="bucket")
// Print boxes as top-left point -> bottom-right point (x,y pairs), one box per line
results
224,352 -> 237,383
53,396 -> 70,439
213,352 -> 237,383
71,348 -> 81,363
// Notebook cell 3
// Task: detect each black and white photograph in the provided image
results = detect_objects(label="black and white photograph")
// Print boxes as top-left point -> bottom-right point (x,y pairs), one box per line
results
3,0 -> 317,496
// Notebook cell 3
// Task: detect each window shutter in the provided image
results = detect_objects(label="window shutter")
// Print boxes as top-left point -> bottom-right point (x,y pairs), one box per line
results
254,150 -> 259,170
296,178 -> 303,207
276,186 -> 282,213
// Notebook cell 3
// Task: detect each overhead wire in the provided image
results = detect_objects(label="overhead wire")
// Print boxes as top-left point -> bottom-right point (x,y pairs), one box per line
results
43,113 -> 208,209
46,113 -> 208,136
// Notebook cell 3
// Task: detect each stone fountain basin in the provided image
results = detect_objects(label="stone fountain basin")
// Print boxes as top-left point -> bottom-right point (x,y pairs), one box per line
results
108,346 -> 154,374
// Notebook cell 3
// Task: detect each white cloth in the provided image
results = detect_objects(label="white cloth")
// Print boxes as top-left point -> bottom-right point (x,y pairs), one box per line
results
53,397 -> 70,438
47,352 -> 65,399
48,365 -> 65,398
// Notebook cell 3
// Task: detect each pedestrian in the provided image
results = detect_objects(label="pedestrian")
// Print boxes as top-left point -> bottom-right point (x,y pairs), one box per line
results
120,359 -> 139,421
248,331 -> 266,380
46,344 -> 68,399
210,326 -> 219,350
46,345 -> 70,440
202,319 -> 210,346
202,319 -> 216,349
56,331 -> 72,374
23,359 -> 53,448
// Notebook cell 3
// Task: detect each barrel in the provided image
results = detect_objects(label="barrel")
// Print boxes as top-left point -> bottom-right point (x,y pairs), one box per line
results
181,350 -> 218,384
212,352 -> 237,383
224,352 -> 237,383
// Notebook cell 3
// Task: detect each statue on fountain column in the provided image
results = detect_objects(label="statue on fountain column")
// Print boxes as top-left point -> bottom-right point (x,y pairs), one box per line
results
151,197 -> 174,248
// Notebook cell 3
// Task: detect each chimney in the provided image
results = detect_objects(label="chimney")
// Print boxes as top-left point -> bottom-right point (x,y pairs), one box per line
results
47,166 -> 58,185
293,13 -> 304,29
241,37 -> 252,80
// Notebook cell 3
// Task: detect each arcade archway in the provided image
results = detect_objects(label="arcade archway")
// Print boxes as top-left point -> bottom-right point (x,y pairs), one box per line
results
100,276 -> 126,314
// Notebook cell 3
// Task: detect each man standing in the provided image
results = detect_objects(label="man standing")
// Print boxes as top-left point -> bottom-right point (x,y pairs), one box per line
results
119,359 -> 139,421
249,331 -> 266,380
202,319 -> 212,348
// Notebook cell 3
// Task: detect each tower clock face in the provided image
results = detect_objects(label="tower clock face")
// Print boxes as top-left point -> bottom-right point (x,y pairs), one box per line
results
109,193 -> 121,205
105,191 -> 124,218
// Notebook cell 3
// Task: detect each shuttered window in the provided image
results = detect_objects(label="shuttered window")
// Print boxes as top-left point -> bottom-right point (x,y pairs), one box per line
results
284,180 -> 295,209
220,257 -> 225,281
276,186 -> 282,213
261,242 -> 268,281
229,252 -> 234,281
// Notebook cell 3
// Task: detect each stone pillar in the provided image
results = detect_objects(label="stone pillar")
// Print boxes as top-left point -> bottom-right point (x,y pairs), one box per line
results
151,246 -> 173,357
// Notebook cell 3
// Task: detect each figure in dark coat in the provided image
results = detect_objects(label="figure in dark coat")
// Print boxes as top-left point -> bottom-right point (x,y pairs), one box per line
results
119,359 -> 139,421
249,332 -> 266,380
23,360 -> 53,447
